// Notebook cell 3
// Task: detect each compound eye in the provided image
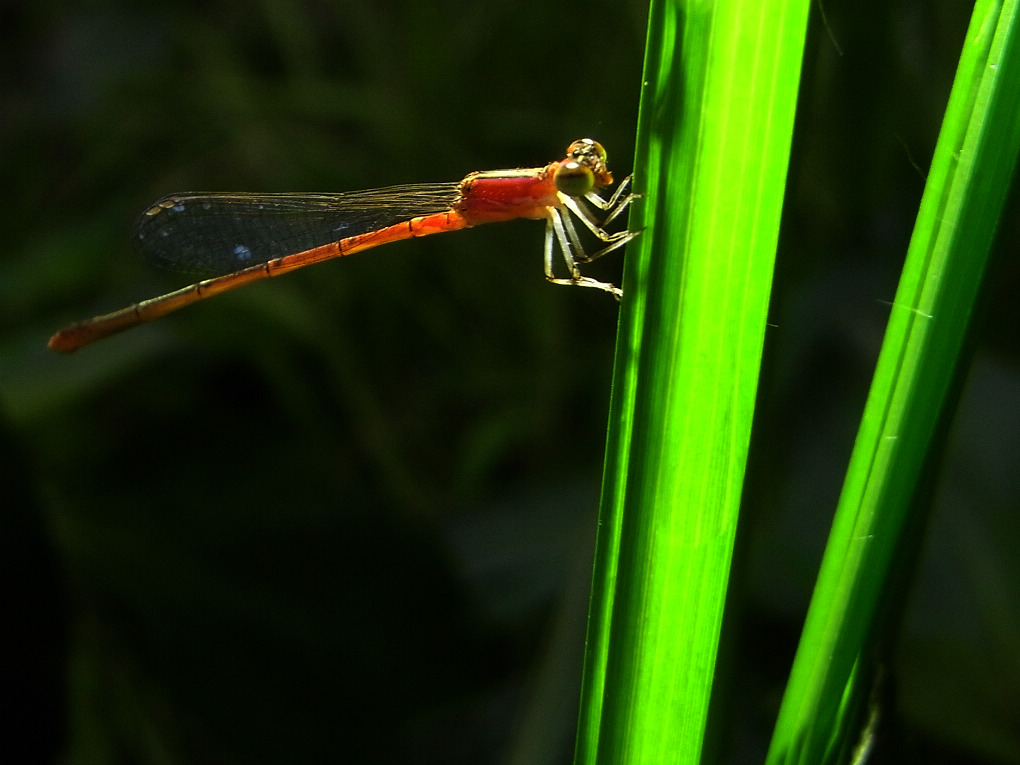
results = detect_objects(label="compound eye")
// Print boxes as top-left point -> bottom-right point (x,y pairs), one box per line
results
554,160 -> 595,197
566,139 -> 607,164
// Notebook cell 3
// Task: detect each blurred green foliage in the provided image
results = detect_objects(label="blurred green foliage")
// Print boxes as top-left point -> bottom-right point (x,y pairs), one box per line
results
0,1 -> 1016,763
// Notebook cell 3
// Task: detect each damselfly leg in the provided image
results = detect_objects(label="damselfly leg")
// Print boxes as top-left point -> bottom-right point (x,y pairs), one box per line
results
544,175 -> 641,298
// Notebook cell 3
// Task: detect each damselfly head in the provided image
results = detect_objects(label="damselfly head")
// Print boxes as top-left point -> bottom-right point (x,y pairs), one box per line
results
556,138 -> 613,196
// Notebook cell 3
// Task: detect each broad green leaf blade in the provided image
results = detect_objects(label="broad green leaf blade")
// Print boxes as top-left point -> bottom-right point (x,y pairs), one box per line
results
767,1 -> 1020,762
574,0 -> 811,762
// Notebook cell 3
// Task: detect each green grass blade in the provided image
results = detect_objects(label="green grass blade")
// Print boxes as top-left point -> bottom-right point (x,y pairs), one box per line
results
574,0 -> 811,761
767,1 -> 1020,762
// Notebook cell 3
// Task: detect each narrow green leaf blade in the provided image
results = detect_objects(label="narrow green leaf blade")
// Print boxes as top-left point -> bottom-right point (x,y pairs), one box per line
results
575,0 -> 811,761
767,1 -> 1020,762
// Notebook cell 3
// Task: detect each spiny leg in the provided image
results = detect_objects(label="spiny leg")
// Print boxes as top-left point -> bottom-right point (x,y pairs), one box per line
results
557,202 -> 641,265
544,212 -> 623,299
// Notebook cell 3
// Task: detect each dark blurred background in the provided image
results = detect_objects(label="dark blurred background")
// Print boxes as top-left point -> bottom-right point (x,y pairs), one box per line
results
1,1 -> 1016,763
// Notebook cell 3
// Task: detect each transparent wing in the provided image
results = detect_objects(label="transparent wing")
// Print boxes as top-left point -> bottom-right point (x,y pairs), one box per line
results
133,183 -> 462,276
